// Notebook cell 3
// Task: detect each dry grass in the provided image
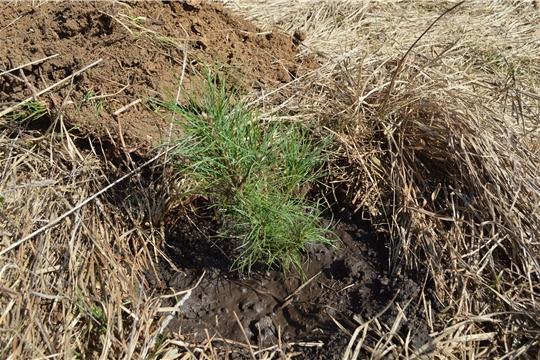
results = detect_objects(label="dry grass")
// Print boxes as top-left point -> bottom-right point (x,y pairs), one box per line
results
1,0 -> 540,359
229,0 -> 540,358
0,116 -> 173,358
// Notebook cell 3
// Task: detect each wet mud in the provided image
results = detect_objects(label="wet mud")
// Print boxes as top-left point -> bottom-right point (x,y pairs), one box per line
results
144,207 -> 432,359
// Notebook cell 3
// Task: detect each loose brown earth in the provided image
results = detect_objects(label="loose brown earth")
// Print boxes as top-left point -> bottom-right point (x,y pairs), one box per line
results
1,0 -> 317,148
1,2 -> 432,358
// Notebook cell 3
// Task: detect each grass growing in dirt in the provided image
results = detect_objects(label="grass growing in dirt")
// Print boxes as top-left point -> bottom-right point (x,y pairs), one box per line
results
4,99 -> 47,123
152,71 -> 335,276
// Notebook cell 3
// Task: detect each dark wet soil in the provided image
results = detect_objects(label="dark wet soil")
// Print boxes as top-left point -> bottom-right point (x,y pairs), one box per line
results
144,205 -> 432,359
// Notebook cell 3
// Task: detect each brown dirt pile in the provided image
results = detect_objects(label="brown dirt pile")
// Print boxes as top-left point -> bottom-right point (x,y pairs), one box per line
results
0,1 -> 316,148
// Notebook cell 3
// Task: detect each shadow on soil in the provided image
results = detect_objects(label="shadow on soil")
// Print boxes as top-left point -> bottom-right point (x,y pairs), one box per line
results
145,200 -> 434,359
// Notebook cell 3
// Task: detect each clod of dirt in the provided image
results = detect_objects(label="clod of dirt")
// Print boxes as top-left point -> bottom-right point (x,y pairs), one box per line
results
255,316 -> 276,344
293,29 -> 307,42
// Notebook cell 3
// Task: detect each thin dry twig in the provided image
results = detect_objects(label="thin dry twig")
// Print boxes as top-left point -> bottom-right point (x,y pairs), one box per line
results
0,53 -> 59,77
0,147 -> 175,257
234,311 -> 257,360
378,1 -> 465,116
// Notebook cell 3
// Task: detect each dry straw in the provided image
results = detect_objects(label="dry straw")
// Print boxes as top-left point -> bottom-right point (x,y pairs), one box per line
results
1,0 -> 539,359
229,0 -> 540,358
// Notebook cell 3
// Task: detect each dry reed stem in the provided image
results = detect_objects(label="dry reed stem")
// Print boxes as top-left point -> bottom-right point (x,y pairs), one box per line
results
0,53 -> 59,77
0,59 -> 103,119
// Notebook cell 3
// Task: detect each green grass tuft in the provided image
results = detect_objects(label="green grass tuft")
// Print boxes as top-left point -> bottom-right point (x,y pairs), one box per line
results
5,100 -> 47,123
153,70 -> 336,276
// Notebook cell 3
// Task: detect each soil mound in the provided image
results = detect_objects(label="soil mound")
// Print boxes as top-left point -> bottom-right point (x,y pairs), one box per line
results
1,1 -> 316,148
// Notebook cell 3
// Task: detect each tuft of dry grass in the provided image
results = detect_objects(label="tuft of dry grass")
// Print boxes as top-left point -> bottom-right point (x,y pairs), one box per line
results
0,119 -> 175,358
228,0 -> 540,358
